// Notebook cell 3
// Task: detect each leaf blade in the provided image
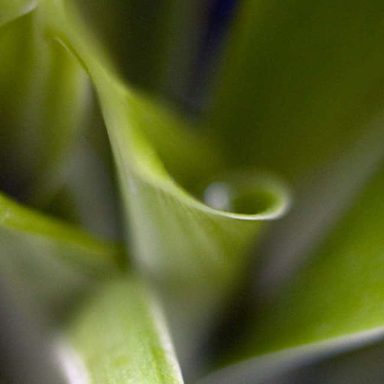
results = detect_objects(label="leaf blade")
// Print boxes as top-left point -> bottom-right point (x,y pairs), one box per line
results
0,191 -> 121,313
66,277 -> 184,384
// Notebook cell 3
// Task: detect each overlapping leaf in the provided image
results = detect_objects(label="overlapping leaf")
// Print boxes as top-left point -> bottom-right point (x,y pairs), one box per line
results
198,144 -> 384,383
191,0 -> 384,381
0,191 -> 120,314
40,0 -> 289,366
8,1 -> 384,383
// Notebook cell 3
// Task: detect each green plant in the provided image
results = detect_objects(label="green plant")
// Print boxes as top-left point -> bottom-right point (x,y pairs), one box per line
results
1,1 -> 384,383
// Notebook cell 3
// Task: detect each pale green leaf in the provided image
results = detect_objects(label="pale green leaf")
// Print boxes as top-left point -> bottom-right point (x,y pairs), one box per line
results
66,277 -> 184,384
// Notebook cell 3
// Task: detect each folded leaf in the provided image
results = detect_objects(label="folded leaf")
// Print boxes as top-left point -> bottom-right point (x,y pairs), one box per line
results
66,277 -> 184,384
40,0 -> 289,365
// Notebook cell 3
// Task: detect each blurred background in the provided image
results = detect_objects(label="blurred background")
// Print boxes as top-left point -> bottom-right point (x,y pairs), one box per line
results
2,0 -> 384,383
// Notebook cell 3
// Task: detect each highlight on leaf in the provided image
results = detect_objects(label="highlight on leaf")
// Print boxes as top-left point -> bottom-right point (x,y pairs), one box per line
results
39,0 -> 289,367
2,0 -> 384,383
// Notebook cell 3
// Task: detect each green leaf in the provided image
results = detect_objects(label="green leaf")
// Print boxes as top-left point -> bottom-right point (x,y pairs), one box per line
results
198,330 -> 384,384
0,191 -> 120,314
198,109 -> 384,384
0,0 -> 36,27
201,150 -> 384,382
40,0 -> 289,363
66,277 -> 184,384
0,9 -> 88,207
195,2 -> 384,378
246,164 -> 384,354
282,340 -> 384,384
207,0 -> 384,183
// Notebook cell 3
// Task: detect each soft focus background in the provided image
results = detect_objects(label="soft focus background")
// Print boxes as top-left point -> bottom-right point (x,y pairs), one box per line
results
2,1 -> 384,383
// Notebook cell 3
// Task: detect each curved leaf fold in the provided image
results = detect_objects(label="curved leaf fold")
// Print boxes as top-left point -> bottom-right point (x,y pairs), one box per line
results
39,0 -> 289,361
201,156 -> 384,382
